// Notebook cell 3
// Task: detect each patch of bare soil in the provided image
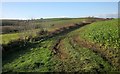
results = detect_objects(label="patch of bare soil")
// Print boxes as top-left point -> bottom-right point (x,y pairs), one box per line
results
52,38 -> 68,60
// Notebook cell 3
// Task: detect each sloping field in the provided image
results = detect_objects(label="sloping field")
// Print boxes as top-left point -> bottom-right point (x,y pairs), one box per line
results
2,19 -> 120,72
0,29 -> 40,44
67,19 -> 120,69
1,18 -> 86,44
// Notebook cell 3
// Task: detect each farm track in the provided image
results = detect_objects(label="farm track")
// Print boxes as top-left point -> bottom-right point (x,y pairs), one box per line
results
70,36 -> 120,69
3,19 -> 119,72
34,20 -> 118,65
52,35 -> 120,71
41,22 -> 93,60
49,20 -> 120,70
2,22 -> 92,64
52,38 -> 62,54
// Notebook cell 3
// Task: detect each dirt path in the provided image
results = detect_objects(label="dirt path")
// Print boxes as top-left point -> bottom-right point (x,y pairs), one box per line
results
52,38 -> 62,54
2,22 -> 92,65
49,20 -> 119,69
70,36 -> 119,69
52,38 -> 68,60
51,34 -> 119,70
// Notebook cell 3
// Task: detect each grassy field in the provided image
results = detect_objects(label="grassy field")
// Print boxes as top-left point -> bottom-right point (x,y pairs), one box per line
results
1,18 -> 86,44
68,19 -> 119,53
67,19 -> 120,70
2,18 -> 120,72
0,29 -> 41,44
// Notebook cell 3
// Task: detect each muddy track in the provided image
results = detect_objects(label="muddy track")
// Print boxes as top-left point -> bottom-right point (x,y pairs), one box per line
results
71,36 -> 120,69
52,38 -> 62,54
52,38 -> 69,60
52,35 -> 120,69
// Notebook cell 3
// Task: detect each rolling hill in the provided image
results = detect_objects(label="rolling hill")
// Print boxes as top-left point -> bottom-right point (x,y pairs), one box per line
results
2,18 -> 120,72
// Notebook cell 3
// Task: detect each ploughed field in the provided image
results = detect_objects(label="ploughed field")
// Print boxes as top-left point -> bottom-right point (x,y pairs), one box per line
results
1,18 -> 120,72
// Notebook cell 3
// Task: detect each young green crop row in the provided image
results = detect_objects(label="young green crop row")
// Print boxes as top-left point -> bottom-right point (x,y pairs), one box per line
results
67,19 -> 120,70
79,19 -> 119,53
68,19 -> 119,52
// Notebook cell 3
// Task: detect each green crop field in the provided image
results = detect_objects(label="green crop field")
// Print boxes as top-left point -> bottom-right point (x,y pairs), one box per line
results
1,2 -> 120,73
2,18 -> 120,72
67,19 -> 120,70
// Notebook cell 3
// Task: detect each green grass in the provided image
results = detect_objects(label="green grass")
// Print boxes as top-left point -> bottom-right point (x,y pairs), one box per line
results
35,18 -> 86,31
3,33 -> 115,72
3,38 -> 56,72
0,29 -> 41,44
68,19 -> 119,52
0,33 -> 20,44
1,18 -> 86,44
67,19 -> 120,70
56,37 -> 114,71
2,19 -> 119,72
